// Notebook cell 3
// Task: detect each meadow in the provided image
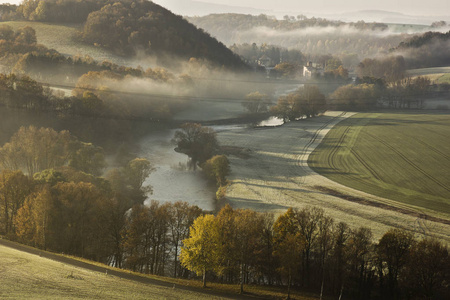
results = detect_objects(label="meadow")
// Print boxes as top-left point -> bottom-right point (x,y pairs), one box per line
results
0,243 -> 221,300
0,241 -> 320,300
308,112 -> 450,216
3,21 -> 139,67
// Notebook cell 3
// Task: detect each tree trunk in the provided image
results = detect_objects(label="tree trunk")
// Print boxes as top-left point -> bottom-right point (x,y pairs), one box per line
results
287,267 -> 292,300
240,263 -> 244,294
174,243 -> 178,277
338,284 -> 344,300
202,267 -> 206,288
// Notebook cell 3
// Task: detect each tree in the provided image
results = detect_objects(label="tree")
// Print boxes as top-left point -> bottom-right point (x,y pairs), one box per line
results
330,83 -> 378,110
123,158 -> 154,203
346,227 -> 374,299
14,186 -> 52,249
273,62 -> 301,78
0,170 -> 32,235
180,214 -> 221,287
0,126 -> 73,176
14,26 -> 36,45
329,222 -> 350,297
376,229 -> 414,299
167,201 -> 203,277
404,238 -> 449,300
69,142 -> 105,176
51,181 -> 105,258
173,123 -> 219,169
242,92 -> 269,114
270,86 -> 326,121
273,208 -> 305,299
202,155 -> 230,187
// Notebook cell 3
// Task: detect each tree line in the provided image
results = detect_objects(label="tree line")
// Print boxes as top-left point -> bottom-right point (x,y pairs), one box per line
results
181,205 -> 449,300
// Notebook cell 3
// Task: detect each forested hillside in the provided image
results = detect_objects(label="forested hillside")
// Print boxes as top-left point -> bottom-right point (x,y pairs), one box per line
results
187,13 -> 405,59
391,31 -> 450,69
4,0 -> 247,69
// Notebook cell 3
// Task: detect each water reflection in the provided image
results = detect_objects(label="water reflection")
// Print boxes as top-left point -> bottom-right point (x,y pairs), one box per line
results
139,130 -> 215,211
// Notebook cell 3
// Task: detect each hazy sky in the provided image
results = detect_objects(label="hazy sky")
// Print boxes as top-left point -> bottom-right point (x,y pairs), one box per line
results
158,0 -> 450,15
1,0 -> 449,15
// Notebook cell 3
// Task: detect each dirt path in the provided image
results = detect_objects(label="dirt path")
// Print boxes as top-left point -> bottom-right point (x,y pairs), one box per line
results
217,111 -> 450,242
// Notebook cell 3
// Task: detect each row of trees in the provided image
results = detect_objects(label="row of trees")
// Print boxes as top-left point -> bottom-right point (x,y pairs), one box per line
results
270,86 -> 327,121
329,76 -> 433,110
181,205 -> 449,300
0,71 -> 188,121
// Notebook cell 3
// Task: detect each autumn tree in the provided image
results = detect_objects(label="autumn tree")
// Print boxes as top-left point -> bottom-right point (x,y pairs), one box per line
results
242,92 -> 269,114
273,208 -> 305,299
357,56 -> 406,83
50,181 -> 106,258
173,123 -> 219,169
0,170 -> 32,235
273,62 -> 301,78
330,83 -> 379,110
167,201 -> 203,277
0,126 -> 107,177
270,86 -> 326,121
14,186 -> 52,249
121,201 -> 173,275
202,155 -> 230,187
180,214 -> 221,287
123,158 -> 153,203
69,142 -> 105,176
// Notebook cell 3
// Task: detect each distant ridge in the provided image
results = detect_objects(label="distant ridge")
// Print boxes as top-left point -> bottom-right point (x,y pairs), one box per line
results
154,1 -> 450,25
152,0 -> 271,16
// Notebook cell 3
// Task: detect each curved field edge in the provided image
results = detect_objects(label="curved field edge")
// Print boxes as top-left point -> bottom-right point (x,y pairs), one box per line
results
308,111 -> 450,217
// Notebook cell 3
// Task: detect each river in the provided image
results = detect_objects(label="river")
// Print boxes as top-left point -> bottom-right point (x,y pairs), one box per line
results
138,129 -> 215,211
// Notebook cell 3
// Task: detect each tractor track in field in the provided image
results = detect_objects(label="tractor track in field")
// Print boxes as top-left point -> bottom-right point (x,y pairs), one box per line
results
365,131 -> 450,193
327,126 -> 350,172
350,149 -> 382,181
389,127 -> 450,161
294,111 -> 347,185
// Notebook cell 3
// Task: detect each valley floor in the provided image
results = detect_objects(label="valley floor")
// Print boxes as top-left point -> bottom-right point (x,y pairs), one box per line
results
217,111 -> 450,243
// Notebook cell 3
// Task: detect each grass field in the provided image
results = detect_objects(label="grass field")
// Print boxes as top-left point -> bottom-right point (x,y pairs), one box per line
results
0,244 -> 220,300
407,66 -> 450,77
308,112 -> 450,215
0,241 -> 319,300
2,21 -> 138,67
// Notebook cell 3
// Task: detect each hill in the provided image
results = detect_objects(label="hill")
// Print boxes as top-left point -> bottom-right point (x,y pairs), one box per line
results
0,240 -> 232,299
13,0 -> 247,69
186,13 -> 408,59
0,239 -> 319,300
390,30 -> 450,69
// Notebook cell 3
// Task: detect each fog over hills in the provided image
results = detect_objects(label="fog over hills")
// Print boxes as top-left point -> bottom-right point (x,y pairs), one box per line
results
154,0 -> 450,24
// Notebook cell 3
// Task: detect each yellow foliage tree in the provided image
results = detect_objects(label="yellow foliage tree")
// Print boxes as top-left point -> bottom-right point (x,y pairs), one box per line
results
180,214 -> 221,287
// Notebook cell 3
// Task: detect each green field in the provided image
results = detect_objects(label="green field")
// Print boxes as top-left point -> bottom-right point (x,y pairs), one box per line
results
308,112 -> 450,216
